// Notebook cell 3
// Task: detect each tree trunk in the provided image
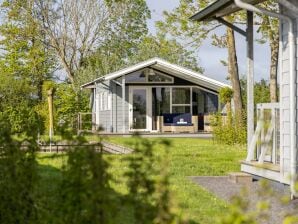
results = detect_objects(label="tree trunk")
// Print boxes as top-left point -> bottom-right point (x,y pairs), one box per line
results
226,27 -> 243,116
269,38 -> 279,102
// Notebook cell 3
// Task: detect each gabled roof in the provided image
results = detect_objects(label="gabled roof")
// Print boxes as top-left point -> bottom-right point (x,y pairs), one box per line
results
81,58 -> 230,92
190,0 -> 265,21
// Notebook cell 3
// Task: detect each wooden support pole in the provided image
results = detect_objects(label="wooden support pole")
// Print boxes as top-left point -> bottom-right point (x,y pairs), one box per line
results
47,88 -> 54,152
246,11 -> 254,146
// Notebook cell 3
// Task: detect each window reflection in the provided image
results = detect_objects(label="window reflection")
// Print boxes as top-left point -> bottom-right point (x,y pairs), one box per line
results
172,88 -> 190,104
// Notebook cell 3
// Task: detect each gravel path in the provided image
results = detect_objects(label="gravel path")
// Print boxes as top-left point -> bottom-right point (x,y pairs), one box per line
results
190,176 -> 298,224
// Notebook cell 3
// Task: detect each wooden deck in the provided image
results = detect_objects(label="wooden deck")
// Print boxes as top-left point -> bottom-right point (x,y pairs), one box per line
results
240,160 -> 290,184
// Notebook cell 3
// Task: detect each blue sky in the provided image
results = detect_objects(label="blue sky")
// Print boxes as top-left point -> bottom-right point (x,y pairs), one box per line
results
146,0 -> 271,83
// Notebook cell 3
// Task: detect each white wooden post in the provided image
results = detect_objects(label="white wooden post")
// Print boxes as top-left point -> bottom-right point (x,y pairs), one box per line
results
272,108 -> 276,164
122,77 -> 126,133
246,11 -> 254,147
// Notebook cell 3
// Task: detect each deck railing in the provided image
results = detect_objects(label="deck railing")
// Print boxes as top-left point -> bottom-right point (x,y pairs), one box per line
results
77,112 -> 96,133
246,103 -> 280,164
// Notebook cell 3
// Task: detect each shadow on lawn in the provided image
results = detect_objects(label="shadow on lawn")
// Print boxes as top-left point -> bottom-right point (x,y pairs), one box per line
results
36,163 -> 199,224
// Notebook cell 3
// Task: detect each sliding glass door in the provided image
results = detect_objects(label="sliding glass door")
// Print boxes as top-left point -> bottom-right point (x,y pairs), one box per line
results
129,87 -> 152,131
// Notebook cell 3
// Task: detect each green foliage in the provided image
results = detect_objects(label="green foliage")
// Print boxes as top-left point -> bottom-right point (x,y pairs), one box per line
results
38,137 -> 247,223
211,112 -> 247,145
2,102 -> 40,135
37,83 -> 89,134
219,87 -> 234,104
58,143 -> 116,224
124,135 -> 178,224
0,0 -> 54,134
0,119 -> 38,224
74,0 -> 151,86
55,84 -> 89,131
129,34 -> 203,73
77,33 -> 202,87
241,78 -> 271,109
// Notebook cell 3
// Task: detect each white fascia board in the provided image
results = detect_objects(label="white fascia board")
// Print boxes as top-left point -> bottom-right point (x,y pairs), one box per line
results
80,58 -> 158,88
81,57 -> 231,92
80,77 -> 104,89
153,58 -> 231,91
104,58 -> 158,81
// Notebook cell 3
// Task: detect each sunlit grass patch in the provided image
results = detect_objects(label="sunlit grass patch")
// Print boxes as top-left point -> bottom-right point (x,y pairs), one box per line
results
36,137 -> 245,223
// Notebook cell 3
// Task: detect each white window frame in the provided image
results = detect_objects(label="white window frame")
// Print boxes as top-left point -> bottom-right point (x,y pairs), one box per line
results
171,87 -> 192,113
124,68 -> 174,84
107,93 -> 112,110
99,92 -> 103,111
99,92 -> 112,111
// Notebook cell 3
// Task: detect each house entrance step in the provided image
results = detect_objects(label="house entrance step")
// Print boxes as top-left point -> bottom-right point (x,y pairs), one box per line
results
228,172 -> 252,184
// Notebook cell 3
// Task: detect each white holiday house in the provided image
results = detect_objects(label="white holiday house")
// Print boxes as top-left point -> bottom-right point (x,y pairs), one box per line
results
81,58 -> 229,134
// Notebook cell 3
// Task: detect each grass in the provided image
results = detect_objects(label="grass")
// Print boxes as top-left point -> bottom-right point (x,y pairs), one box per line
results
36,137 -> 246,223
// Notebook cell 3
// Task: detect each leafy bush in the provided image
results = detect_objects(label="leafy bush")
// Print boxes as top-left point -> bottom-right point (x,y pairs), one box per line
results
37,83 -> 90,135
124,135 -> 178,224
0,120 -> 38,224
211,112 -> 247,146
212,87 -> 246,146
58,142 -> 116,224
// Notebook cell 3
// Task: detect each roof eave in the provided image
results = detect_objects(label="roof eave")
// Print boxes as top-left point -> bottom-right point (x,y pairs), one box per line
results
80,57 -> 230,92
190,0 -> 266,22
190,0 -> 233,21
80,77 -> 105,89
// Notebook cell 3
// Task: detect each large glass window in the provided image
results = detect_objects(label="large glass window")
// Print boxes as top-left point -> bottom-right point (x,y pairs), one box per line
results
152,88 -> 171,116
172,106 -> 190,113
148,71 -> 173,83
151,87 -> 218,119
204,92 -> 218,113
172,87 -> 191,114
152,87 -> 171,130
125,71 -> 146,83
192,88 -> 205,115
124,69 -> 173,83
172,88 -> 190,104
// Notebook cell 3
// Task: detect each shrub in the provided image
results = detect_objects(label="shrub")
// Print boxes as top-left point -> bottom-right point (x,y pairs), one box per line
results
57,141 -> 116,224
124,135 -> 180,224
211,112 -> 247,146
0,120 -> 38,224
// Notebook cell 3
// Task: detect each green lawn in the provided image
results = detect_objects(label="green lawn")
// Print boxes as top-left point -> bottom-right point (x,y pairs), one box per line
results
37,137 -> 246,224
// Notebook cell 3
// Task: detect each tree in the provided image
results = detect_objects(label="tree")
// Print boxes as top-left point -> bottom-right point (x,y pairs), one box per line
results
240,78 -> 270,108
0,0 -> 54,100
157,0 -> 244,118
0,0 -> 54,133
226,24 -> 243,113
76,33 -> 202,88
0,119 -> 38,224
129,34 -> 203,73
36,0 -> 150,85
219,87 -> 234,114
258,1 -> 279,103
59,144 -> 116,224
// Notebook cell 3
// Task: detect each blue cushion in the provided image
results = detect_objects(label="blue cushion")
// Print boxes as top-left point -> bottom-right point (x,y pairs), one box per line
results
163,113 -> 192,126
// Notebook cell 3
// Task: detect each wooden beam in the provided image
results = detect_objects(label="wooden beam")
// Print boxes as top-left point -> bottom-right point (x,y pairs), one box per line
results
215,17 -> 247,37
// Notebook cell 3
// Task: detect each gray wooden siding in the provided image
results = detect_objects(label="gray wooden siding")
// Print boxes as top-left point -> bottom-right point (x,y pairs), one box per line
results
280,2 -> 298,182
95,81 -> 113,132
111,82 -> 129,133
